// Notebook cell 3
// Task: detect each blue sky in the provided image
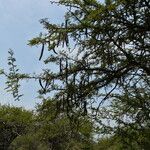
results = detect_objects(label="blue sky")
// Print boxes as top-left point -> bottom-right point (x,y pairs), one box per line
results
0,0 -> 66,109
0,0 -> 104,109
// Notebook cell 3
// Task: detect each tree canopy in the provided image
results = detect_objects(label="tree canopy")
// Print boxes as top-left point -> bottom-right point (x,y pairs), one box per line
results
0,105 -> 33,150
28,0 -> 150,116
1,0 -> 150,149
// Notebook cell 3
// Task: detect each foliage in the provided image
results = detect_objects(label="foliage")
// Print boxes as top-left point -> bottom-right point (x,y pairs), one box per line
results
0,100 -> 95,150
1,0 -> 150,149
30,0 -> 150,148
9,133 -> 48,150
110,86 -> 150,149
5,50 -> 22,100
94,136 -> 121,150
29,0 -> 150,146
4,49 -> 30,101
27,0 -> 150,117
35,98 -> 95,150
0,105 -> 33,150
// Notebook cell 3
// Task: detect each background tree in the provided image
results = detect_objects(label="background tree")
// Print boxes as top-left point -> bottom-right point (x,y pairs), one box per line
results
35,98 -> 95,150
0,105 -> 33,150
6,98 -> 95,150
9,133 -> 48,150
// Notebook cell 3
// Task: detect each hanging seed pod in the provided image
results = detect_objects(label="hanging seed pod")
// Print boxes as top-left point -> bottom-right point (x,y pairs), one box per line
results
59,58 -> 62,74
83,101 -> 87,115
73,73 -> 76,85
57,33 -> 61,47
39,43 -> 45,60
39,79 -> 46,93
65,58 -> 68,85
53,48 -> 58,54
85,28 -> 88,38
39,79 -> 44,89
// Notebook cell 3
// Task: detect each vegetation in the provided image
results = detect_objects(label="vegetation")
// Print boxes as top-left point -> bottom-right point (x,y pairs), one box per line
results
0,0 -> 149,149
0,105 -> 33,150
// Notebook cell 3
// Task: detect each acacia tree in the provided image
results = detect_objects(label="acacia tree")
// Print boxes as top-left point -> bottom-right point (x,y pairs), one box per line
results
3,0 -> 150,145
27,0 -> 150,115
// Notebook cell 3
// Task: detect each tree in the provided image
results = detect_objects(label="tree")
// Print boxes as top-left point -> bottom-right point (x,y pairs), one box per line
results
109,85 -> 150,149
27,0 -> 150,116
7,98 -> 95,150
0,105 -> 33,150
30,0 -> 150,147
9,133 -> 49,150
35,98 -> 95,150
3,0 -> 150,148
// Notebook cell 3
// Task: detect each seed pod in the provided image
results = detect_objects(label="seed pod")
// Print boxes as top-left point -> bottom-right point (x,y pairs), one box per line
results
39,43 -> 45,60
85,28 -> 88,38
83,101 -> 87,115
39,79 -> 46,93
65,58 -> 68,85
57,33 -> 61,47
53,49 -> 58,54
73,73 -> 76,85
60,58 -> 62,73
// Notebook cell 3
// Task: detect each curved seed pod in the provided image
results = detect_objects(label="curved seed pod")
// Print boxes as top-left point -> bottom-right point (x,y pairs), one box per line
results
39,43 -> 45,60
53,49 -> 58,54
60,58 -> 62,73
39,79 -> 44,89
39,79 -> 46,93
